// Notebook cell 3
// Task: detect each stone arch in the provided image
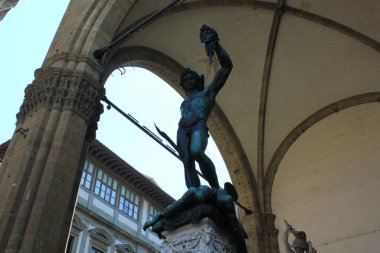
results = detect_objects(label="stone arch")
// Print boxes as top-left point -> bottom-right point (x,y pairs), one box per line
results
101,45 -> 259,212
263,92 -> 380,213
271,101 -> 380,253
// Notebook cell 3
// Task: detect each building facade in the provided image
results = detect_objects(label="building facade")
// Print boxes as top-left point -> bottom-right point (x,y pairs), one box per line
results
0,140 -> 174,253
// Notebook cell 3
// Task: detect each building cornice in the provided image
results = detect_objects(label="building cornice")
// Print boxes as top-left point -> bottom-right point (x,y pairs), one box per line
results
88,139 -> 175,208
0,138 -> 175,208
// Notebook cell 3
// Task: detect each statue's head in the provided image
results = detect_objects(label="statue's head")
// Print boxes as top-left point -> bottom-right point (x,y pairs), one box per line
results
224,182 -> 238,202
180,68 -> 204,94
291,231 -> 308,252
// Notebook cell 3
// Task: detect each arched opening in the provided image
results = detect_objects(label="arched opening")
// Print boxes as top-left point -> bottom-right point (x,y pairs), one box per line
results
98,46 -> 258,211
271,102 -> 380,253
98,66 -> 232,198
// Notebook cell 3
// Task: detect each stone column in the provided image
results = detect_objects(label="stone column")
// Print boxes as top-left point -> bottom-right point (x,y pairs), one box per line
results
241,213 -> 261,253
241,213 -> 279,253
260,214 -> 279,253
0,66 -> 103,252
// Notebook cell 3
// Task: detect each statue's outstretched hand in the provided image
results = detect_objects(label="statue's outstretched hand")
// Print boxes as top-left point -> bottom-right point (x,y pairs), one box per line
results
200,25 -> 219,63
284,219 -> 294,231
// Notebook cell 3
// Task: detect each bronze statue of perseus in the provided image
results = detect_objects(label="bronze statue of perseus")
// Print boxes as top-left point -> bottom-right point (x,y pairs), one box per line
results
176,25 -> 233,189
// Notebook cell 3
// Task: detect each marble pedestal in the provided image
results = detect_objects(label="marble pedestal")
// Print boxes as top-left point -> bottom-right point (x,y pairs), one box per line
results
160,218 -> 235,253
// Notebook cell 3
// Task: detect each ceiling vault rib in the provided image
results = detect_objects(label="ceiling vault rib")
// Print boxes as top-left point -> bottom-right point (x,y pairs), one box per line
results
285,6 -> 380,53
257,0 -> 285,214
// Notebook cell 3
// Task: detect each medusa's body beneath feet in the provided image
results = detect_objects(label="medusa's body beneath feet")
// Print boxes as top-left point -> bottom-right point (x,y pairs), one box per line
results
143,184 -> 247,253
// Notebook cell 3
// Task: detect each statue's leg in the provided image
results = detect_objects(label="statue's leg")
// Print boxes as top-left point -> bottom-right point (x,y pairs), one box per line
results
190,128 -> 220,188
177,127 -> 200,188
143,213 -> 163,231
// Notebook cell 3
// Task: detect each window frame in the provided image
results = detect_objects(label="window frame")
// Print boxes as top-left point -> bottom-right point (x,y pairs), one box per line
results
118,185 -> 140,221
81,160 -> 95,190
148,205 -> 159,222
94,168 -> 118,206
88,228 -> 113,253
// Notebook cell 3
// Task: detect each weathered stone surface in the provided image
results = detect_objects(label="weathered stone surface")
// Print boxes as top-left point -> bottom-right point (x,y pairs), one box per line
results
17,68 -> 104,140
161,218 -> 234,253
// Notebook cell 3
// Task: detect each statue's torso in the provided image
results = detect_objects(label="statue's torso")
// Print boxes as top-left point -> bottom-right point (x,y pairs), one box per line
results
179,87 -> 215,128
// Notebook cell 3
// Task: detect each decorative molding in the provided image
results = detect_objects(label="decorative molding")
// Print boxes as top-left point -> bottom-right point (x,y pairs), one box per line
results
17,67 -> 104,140
263,92 -> 380,213
161,227 -> 233,253
71,214 -> 87,236
76,205 -> 158,252
43,53 -> 104,73
89,227 -> 113,251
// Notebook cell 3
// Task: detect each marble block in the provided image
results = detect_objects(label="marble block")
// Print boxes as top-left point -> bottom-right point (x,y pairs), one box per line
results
160,218 -> 235,253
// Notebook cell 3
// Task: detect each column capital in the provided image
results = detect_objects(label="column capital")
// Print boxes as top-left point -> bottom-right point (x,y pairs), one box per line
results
17,67 -> 104,140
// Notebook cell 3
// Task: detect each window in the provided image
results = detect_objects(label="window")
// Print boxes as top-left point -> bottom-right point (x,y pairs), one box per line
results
81,160 -> 94,190
118,185 -> 139,220
89,228 -> 112,253
148,206 -> 159,221
91,247 -> 104,253
94,168 -> 118,205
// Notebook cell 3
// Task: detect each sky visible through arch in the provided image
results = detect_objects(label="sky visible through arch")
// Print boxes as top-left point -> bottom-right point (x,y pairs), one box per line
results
102,68 -> 231,199
0,0 -> 230,199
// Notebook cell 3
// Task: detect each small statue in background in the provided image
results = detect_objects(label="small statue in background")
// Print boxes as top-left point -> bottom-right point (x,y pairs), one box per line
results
283,220 -> 317,253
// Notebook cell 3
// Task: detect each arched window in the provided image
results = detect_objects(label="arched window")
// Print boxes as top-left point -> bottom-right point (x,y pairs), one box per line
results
66,214 -> 86,253
88,228 -> 113,253
115,244 -> 136,253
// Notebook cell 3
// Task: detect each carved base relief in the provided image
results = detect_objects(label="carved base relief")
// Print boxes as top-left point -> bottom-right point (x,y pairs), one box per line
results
160,218 -> 234,253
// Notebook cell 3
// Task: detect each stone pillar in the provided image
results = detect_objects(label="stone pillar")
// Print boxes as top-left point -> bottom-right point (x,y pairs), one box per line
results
0,67 -> 103,252
161,218 -> 235,253
241,213 -> 279,253
241,213 -> 261,253
259,214 -> 279,253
